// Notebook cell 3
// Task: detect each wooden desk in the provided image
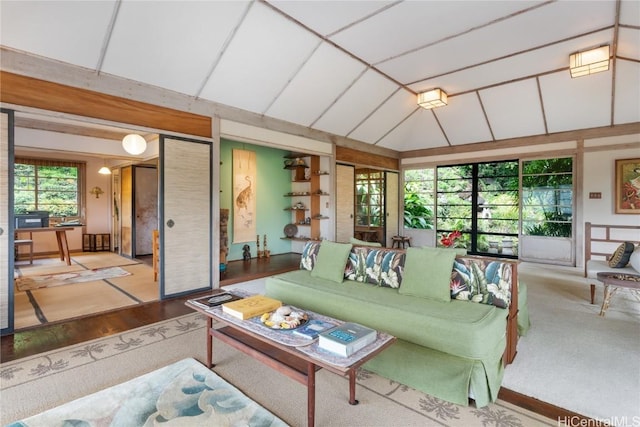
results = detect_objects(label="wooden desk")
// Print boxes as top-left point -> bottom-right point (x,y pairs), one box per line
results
15,227 -> 76,265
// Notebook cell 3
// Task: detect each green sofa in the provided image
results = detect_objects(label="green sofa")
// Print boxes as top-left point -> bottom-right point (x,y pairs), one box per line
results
265,241 -> 529,408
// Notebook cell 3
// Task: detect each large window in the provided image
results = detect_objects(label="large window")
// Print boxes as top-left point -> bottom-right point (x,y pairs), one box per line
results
355,169 -> 384,227
436,161 -> 519,256
403,168 -> 434,229
14,158 -> 84,218
522,157 -> 573,237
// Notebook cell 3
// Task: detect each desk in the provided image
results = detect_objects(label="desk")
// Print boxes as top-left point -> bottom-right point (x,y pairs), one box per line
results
15,227 -> 76,266
596,272 -> 640,316
355,230 -> 378,242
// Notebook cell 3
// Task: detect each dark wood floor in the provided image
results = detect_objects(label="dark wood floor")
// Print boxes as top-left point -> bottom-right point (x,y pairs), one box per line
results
1,252 -> 588,423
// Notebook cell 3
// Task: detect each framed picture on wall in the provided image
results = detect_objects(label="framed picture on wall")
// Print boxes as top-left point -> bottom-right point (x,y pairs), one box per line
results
615,158 -> 640,214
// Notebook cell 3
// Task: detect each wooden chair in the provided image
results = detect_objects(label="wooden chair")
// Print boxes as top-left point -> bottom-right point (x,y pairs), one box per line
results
14,237 -> 34,264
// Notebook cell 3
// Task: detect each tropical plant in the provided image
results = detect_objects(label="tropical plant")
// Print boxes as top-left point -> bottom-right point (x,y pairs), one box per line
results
403,192 -> 433,229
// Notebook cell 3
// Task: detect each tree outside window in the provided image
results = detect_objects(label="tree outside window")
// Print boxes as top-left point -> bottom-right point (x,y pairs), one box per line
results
522,157 -> 573,238
403,168 -> 434,229
14,159 -> 82,218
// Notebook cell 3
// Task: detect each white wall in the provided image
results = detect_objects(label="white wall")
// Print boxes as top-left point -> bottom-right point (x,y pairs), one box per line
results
583,136 -> 640,227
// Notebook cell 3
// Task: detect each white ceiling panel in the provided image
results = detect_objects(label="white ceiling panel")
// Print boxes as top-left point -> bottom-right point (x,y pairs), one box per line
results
378,109 -> 448,151
349,90 -> 416,144
0,0 -> 116,69
540,70 -> 612,133
408,29 -> 613,95
618,28 -> 640,60
620,0 -> 640,26
614,61 -> 640,125
1,1 -> 637,154
199,2 -> 319,114
268,0 -> 395,36
480,79 -> 546,140
330,1 -> 542,65
436,93 -> 493,145
312,69 -> 398,136
380,1 -> 615,85
102,1 -> 250,96
266,42 -> 367,126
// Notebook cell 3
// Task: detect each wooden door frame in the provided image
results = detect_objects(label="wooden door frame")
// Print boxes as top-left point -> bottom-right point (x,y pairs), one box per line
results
1,108 -> 15,335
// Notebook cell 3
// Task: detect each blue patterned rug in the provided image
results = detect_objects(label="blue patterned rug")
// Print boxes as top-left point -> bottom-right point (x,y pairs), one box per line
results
6,358 -> 287,426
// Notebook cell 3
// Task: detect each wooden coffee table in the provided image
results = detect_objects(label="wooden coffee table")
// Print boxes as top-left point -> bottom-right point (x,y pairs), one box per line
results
186,295 -> 395,427
596,272 -> 640,316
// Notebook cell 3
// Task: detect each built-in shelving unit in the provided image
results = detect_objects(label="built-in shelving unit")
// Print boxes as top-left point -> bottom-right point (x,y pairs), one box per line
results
282,153 -> 329,241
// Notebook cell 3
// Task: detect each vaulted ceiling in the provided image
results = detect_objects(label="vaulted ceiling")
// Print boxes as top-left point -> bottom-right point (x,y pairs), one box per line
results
1,0 -> 639,154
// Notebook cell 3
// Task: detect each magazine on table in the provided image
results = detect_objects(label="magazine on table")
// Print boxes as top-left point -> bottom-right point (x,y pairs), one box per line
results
189,293 -> 242,310
292,319 -> 337,340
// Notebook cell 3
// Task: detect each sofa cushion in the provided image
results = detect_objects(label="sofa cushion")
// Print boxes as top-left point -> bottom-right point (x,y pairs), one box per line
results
310,240 -> 352,283
450,258 -> 512,308
629,246 -> 640,273
608,242 -> 635,268
345,247 -> 405,288
349,237 -> 382,247
300,240 -> 321,271
399,247 -> 456,302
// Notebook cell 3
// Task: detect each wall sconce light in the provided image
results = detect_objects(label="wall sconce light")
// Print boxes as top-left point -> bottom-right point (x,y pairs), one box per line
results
90,186 -> 104,198
122,133 -> 147,155
417,88 -> 448,109
569,45 -> 610,78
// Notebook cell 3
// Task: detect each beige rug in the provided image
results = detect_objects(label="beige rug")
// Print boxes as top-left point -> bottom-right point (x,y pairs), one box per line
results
15,266 -> 132,291
0,312 -> 554,427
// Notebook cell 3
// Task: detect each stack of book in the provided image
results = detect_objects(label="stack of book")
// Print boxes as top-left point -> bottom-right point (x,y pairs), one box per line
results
221,295 -> 282,320
292,319 -> 337,340
189,293 -> 241,310
318,322 -> 377,357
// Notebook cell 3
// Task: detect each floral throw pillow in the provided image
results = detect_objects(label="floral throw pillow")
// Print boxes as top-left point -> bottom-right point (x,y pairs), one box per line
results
299,241 -> 321,271
345,247 -> 404,288
450,259 -> 512,308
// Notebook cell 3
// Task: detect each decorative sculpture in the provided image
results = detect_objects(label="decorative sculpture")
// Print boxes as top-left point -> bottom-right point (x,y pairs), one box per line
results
242,244 -> 251,261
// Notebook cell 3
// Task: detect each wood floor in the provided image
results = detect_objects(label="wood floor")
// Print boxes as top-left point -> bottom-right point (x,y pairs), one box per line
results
1,252 -> 588,424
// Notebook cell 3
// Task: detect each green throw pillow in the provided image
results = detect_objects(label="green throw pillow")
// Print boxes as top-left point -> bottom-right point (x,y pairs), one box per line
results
349,237 -> 382,247
311,241 -> 353,283
399,247 -> 456,302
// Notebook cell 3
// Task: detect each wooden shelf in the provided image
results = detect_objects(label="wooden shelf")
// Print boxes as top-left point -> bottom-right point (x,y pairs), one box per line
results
283,164 -> 309,170
284,207 -> 309,211
280,236 -> 311,242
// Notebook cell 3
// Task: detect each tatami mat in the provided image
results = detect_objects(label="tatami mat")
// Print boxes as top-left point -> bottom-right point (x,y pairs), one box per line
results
13,253 -> 157,330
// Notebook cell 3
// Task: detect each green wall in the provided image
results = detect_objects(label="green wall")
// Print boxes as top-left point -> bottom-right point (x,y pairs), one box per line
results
220,139 -> 291,261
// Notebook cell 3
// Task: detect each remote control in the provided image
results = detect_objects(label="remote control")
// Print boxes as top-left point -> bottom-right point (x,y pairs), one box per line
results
208,294 -> 233,304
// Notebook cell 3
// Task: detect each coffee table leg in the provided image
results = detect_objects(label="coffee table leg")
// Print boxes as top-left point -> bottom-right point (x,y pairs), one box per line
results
600,285 -> 618,317
206,317 -> 214,368
348,369 -> 359,405
307,361 -> 315,427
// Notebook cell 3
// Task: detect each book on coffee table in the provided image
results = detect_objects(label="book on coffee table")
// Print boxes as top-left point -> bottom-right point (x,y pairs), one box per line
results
292,319 -> 337,340
318,322 -> 377,357
222,295 -> 282,320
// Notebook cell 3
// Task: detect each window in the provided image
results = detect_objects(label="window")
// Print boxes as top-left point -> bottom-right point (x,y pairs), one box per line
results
403,168 -> 434,229
14,158 -> 84,218
355,169 -> 384,227
436,161 -> 519,256
522,157 -> 573,237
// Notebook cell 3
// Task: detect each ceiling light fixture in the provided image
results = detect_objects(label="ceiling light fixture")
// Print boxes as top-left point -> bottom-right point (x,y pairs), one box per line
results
122,133 -> 147,155
417,88 -> 448,109
98,159 -> 111,175
569,45 -> 610,78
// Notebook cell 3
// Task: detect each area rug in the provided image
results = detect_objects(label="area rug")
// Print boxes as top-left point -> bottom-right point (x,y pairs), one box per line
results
5,358 -> 288,427
0,312 -> 554,426
15,266 -> 132,291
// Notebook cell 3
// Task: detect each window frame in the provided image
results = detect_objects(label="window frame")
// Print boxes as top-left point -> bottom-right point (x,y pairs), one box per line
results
14,157 -> 85,222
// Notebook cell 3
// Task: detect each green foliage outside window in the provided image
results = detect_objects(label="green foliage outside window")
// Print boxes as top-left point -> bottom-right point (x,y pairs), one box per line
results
14,163 -> 79,217
403,168 -> 434,229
